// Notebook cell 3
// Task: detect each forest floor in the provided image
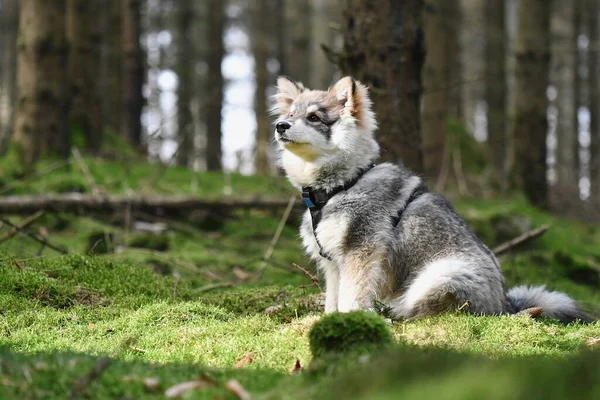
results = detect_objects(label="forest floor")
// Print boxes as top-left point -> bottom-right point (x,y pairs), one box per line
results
1,158 -> 600,399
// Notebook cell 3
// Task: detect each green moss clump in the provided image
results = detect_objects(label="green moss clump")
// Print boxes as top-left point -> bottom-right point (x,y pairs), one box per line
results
128,233 -> 170,252
47,175 -> 89,193
309,311 -> 393,359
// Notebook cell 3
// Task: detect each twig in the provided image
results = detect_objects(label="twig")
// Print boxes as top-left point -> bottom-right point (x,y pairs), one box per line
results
0,217 -> 67,254
72,147 -> 101,196
195,282 -> 234,293
492,225 -> 550,256
0,210 -> 44,243
69,358 -> 112,399
252,194 -> 297,281
292,263 -> 322,292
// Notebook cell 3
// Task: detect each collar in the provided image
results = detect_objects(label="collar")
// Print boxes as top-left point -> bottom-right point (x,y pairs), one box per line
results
301,164 -> 375,210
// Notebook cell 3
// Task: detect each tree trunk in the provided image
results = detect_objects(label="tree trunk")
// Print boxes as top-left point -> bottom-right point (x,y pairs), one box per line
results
175,0 -> 194,167
421,0 -> 457,181
0,0 -> 19,151
340,0 -> 425,173
253,0 -> 270,175
98,0 -> 122,138
511,0 -> 551,209
274,0 -> 286,76
589,0 -> 600,203
121,0 -> 144,149
485,0 -> 507,187
285,0 -> 312,86
67,0 -> 103,152
551,1 -> 579,207
13,0 -> 69,170
205,0 -> 225,172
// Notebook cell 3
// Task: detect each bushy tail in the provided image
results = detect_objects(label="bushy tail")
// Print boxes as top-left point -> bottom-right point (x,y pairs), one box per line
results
506,285 -> 594,324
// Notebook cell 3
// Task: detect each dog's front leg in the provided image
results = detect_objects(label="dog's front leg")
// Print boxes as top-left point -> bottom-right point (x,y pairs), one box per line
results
337,254 -> 386,312
319,259 -> 340,313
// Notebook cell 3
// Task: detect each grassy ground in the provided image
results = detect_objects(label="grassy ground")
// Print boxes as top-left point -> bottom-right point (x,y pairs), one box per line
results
1,158 -> 599,399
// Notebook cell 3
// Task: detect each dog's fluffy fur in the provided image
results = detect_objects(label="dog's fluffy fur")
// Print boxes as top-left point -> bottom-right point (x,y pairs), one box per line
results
271,76 -> 592,324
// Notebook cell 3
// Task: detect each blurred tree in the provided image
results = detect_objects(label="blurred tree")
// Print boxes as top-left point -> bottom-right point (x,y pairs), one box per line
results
13,0 -> 69,169
100,0 -> 122,138
253,0 -> 270,175
339,0 -> 425,173
589,0 -> 600,203
121,0 -> 144,149
274,0 -> 286,76
0,0 -> 18,152
67,0 -> 103,152
175,0 -> 194,167
511,0 -> 551,209
485,0 -> 507,188
551,1 -> 579,207
421,0 -> 459,184
310,0 -> 338,89
205,0 -> 224,171
285,0 -> 312,86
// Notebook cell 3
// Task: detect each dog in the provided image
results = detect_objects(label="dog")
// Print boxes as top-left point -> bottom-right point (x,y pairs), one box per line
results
270,75 -> 592,324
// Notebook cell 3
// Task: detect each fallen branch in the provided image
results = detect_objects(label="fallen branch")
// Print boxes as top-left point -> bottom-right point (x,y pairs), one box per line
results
195,282 -> 234,293
292,263 -> 322,292
0,210 -> 44,243
69,358 -> 112,399
492,224 -> 550,256
0,216 -> 67,254
0,193 -> 302,214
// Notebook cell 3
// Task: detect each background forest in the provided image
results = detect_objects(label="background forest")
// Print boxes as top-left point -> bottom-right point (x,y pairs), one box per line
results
0,1 -> 599,399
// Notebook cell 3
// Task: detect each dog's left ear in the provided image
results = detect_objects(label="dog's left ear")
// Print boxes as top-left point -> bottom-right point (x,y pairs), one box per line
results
331,76 -> 374,127
270,76 -> 305,117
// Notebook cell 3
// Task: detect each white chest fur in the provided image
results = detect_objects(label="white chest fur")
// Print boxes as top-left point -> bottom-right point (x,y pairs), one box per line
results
300,210 -> 349,262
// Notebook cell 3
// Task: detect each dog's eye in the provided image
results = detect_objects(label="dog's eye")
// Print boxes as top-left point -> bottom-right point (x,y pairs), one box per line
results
307,114 -> 321,123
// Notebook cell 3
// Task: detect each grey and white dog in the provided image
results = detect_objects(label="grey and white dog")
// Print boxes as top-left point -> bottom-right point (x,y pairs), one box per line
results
271,75 -> 592,324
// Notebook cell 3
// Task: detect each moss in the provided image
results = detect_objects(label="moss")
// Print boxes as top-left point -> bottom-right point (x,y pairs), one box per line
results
47,175 -> 89,193
128,233 -> 170,252
309,311 -> 393,360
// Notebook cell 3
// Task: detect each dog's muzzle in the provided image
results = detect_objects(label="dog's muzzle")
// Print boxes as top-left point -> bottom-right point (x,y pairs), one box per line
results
276,121 -> 291,134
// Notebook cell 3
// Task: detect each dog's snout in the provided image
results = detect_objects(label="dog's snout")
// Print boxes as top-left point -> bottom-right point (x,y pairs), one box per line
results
276,121 -> 291,134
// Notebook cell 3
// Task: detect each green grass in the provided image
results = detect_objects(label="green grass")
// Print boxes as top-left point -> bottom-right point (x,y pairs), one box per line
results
1,160 -> 599,398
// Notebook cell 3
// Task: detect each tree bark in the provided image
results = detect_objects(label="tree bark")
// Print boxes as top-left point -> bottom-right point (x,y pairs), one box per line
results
421,0 -> 457,181
121,0 -> 144,149
13,0 -> 69,170
175,0 -> 194,167
551,1 -> 579,206
339,0 -> 425,173
253,0 -> 270,175
589,0 -> 600,202
205,0 -> 225,171
67,0 -> 103,152
511,0 -> 551,209
0,0 -> 19,151
485,0 -> 508,187
285,0 -> 312,86
100,0 -> 122,136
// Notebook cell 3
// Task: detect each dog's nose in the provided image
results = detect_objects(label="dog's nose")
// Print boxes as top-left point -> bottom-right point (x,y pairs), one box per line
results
276,121 -> 291,134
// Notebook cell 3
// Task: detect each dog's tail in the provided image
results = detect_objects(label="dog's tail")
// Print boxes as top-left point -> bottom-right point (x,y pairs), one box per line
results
506,285 -> 594,324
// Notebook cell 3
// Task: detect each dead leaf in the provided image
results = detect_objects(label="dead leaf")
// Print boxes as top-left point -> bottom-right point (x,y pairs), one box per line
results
225,379 -> 251,400
39,226 -> 48,239
586,337 -> 600,347
234,352 -> 254,369
290,359 -> 302,374
264,305 -> 283,315
88,323 -> 96,331
164,381 -> 205,398
143,377 -> 160,391
233,266 -> 252,282
13,260 -> 22,270
515,307 -> 544,318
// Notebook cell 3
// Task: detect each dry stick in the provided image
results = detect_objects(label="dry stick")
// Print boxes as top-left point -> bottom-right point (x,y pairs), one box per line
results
492,224 -> 550,256
253,194 -> 297,281
0,210 -> 45,243
69,358 -> 112,400
0,217 -> 67,254
72,147 -> 101,196
292,263 -> 323,292
195,282 -> 235,293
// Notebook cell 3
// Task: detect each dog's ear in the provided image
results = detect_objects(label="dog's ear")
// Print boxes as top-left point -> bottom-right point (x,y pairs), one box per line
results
331,76 -> 375,128
270,76 -> 305,116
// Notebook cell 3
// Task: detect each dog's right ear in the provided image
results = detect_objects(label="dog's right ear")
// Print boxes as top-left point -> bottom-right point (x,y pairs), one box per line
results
270,76 -> 305,116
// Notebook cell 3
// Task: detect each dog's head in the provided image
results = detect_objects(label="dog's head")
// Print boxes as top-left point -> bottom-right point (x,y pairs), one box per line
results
270,76 -> 379,187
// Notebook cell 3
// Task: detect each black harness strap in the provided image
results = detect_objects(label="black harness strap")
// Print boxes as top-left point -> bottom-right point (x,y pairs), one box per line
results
302,164 -> 375,260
